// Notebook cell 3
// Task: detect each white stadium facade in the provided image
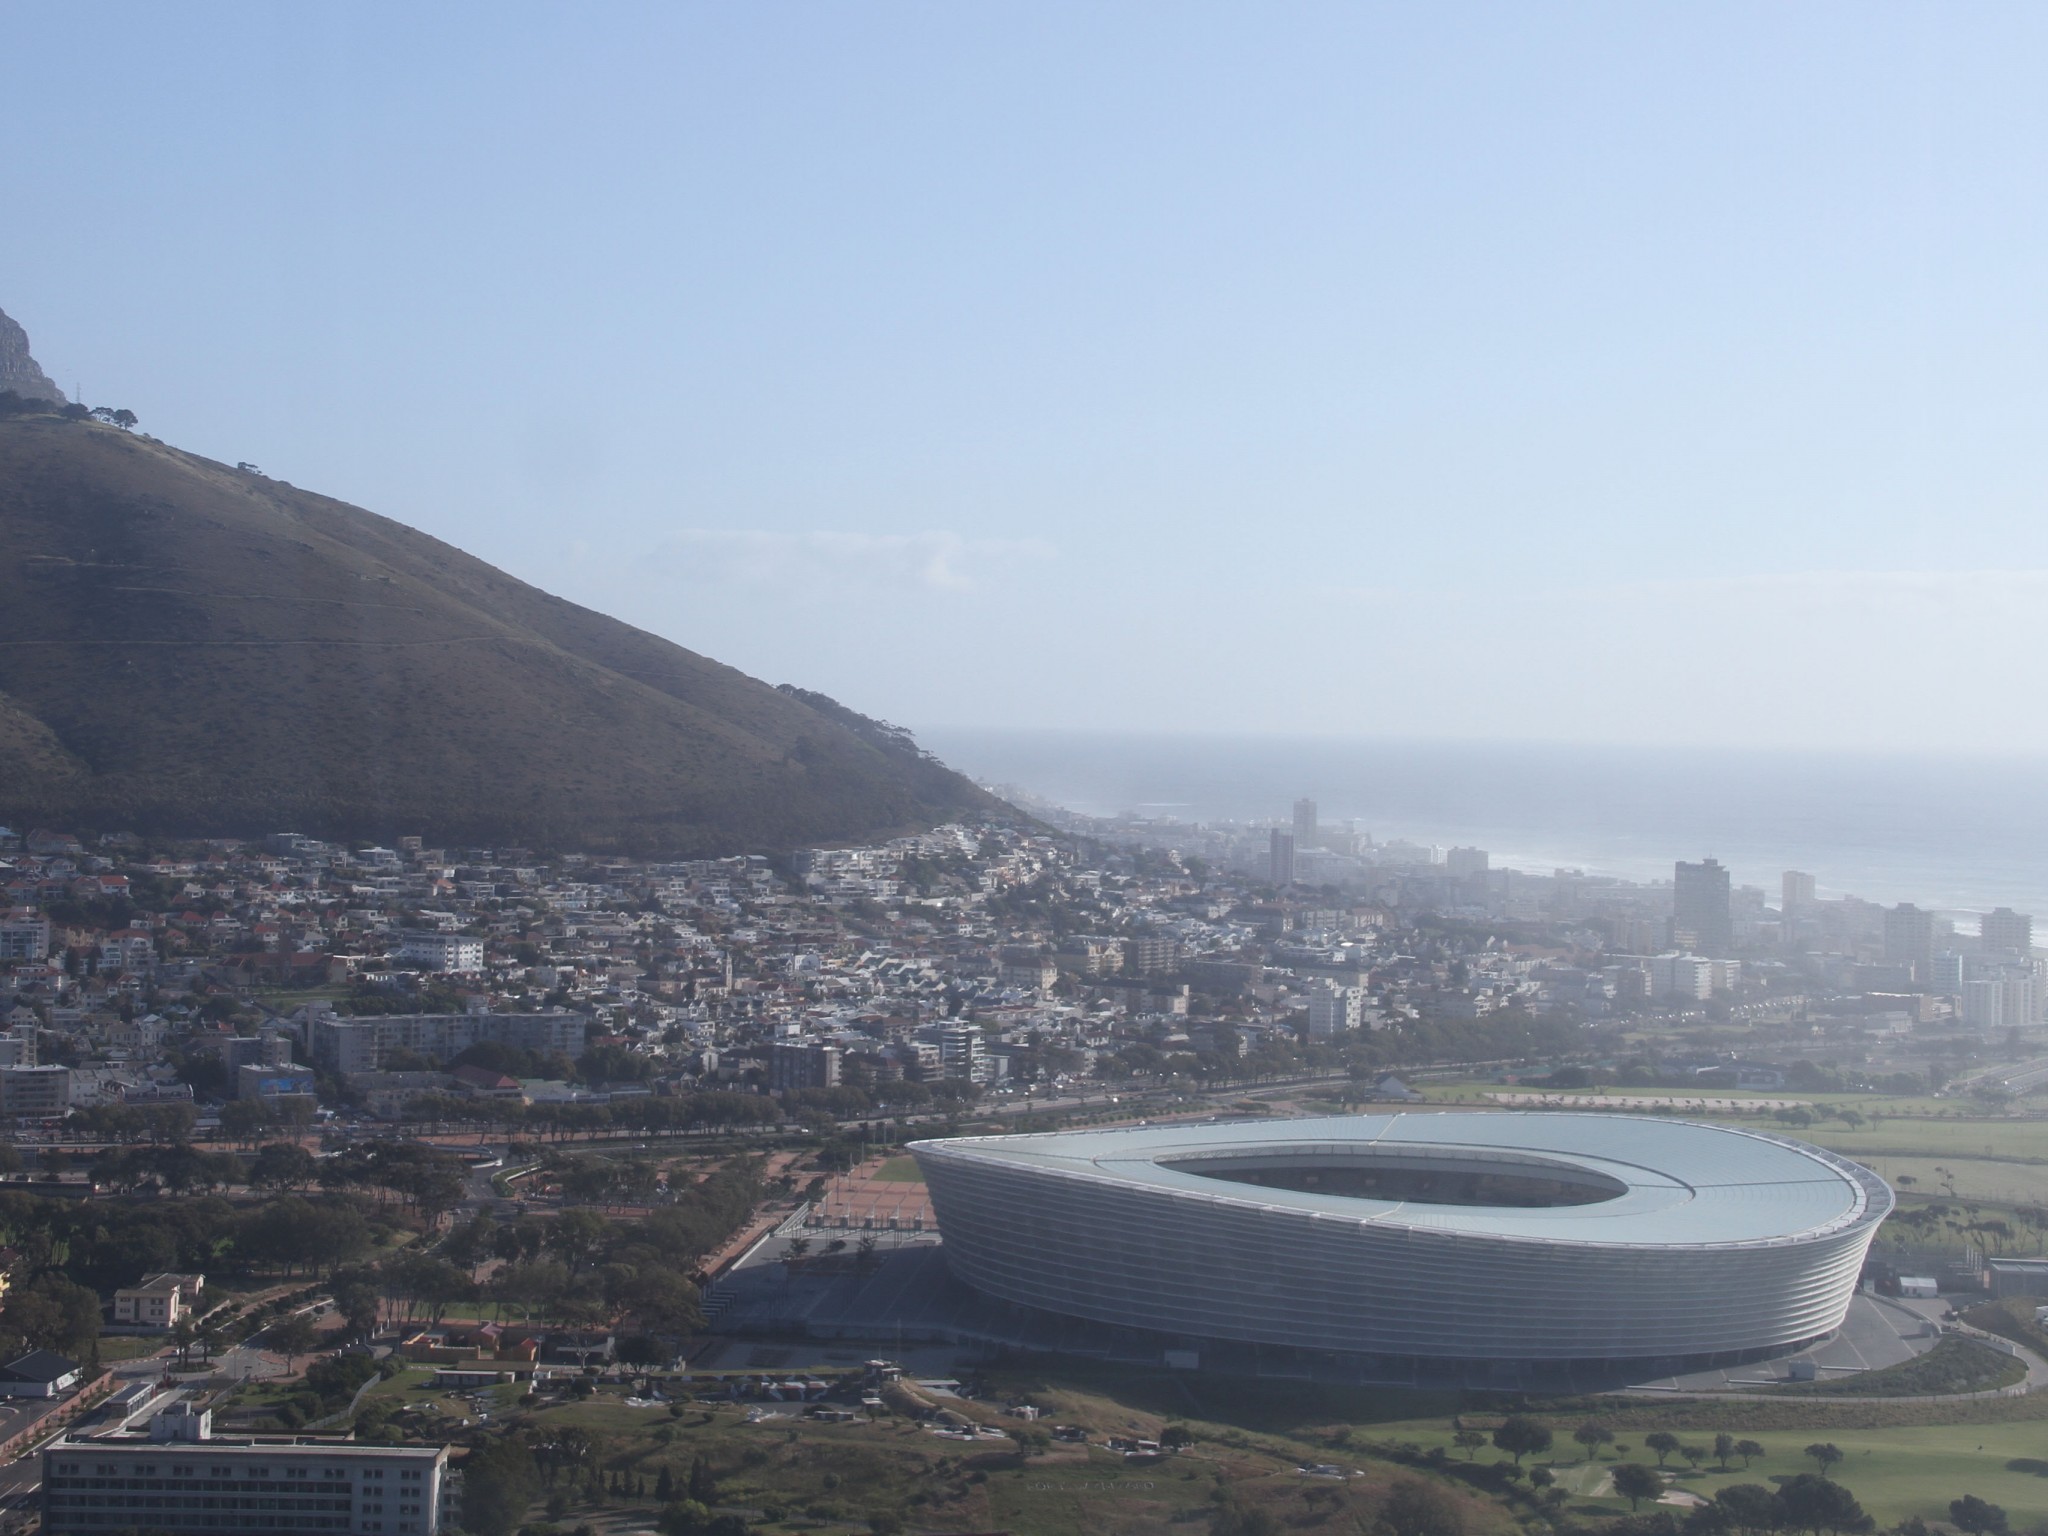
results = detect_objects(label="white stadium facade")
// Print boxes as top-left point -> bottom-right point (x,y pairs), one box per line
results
910,1113 -> 1893,1365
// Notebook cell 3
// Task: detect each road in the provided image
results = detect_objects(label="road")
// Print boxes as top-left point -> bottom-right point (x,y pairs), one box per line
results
0,1351 -> 172,1532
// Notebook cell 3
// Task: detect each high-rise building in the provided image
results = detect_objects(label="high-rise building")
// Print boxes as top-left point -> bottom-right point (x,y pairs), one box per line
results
1445,847 -> 1490,879
1927,952 -> 1965,995
1672,859 -> 1733,957
1883,903 -> 1936,981
1268,829 -> 1296,886
1782,871 -> 1816,913
1124,935 -> 1183,976
1983,908 -> 2034,956
769,1041 -> 842,1092
1305,980 -> 1365,1036
1292,798 -> 1319,851
935,1024 -> 992,1083
1964,973 -> 2036,1031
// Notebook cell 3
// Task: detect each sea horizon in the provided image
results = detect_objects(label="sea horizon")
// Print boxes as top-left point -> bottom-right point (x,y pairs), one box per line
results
923,727 -> 2048,927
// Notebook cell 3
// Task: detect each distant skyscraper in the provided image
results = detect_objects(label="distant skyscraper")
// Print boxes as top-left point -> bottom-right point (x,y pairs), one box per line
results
1445,847 -> 1490,879
1293,798 -> 1319,851
1269,829 -> 1296,886
1672,858 -> 1733,956
1782,871 -> 1815,913
1883,903 -> 1936,981
1983,907 -> 2034,956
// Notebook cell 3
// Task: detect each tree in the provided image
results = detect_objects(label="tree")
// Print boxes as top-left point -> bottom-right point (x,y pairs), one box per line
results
1160,1423 -> 1195,1451
250,1142 -> 316,1193
1453,1429 -> 1487,1459
1492,1415 -> 1552,1465
1379,1477 -> 1468,1536
463,1439 -> 541,1536
624,1269 -> 703,1334
1683,1445 -> 1708,1472
1575,1421 -> 1616,1460
1714,1433 -> 1738,1471
218,1098 -> 271,1145
548,1207 -> 612,1272
334,1282 -> 380,1339
4,1273 -> 103,1363
1775,1473 -> 1869,1536
656,1466 -> 675,1503
1804,1444 -> 1844,1479
616,1333 -> 665,1366
1950,1497 -> 2009,1536
1646,1432 -> 1683,1467
1714,1483 -> 1782,1536
659,1499 -> 747,1536
269,1314 -> 320,1372
1613,1464 -> 1664,1511
1735,1441 -> 1765,1469
687,1453 -> 717,1505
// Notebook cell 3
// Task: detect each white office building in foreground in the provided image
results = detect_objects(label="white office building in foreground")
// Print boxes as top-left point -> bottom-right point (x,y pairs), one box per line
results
912,1113 -> 1892,1364
43,1406 -> 451,1535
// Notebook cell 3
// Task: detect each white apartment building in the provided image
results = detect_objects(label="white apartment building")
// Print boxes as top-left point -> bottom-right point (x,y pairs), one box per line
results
1964,974 -> 2036,1031
396,932 -> 484,974
1648,954 -> 1741,1001
43,1406 -> 452,1536
1305,981 -> 1365,1037
112,1272 -> 205,1329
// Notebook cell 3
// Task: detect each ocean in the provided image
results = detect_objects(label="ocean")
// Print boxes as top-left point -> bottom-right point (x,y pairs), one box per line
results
922,729 -> 2048,925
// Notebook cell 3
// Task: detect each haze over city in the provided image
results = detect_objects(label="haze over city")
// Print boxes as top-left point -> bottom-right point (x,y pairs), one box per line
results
11,3 -> 2048,752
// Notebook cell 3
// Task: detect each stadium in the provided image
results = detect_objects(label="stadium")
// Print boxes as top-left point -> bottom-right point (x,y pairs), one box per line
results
910,1113 -> 1893,1365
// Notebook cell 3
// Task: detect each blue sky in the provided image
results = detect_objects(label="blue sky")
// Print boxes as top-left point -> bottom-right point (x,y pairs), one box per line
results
8,3 -> 2048,750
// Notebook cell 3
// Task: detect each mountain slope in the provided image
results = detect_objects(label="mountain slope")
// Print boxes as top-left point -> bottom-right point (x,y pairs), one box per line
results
0,308 -> 64,403
0,413 -> 1000,853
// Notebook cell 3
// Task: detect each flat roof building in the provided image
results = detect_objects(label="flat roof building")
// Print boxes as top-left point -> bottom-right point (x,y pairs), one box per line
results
43,1405 -> 451,1535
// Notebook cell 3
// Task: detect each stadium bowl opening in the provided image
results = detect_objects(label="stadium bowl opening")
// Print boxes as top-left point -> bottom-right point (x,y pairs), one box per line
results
1157,1145 -> 1629,1207
910,1112 -> 1892,1368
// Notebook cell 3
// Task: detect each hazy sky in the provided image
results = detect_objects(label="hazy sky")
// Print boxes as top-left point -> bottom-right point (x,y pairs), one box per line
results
9,3 -> 2048,753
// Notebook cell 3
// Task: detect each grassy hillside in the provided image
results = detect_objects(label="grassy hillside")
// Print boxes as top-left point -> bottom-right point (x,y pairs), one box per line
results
0,413 -> 1002,853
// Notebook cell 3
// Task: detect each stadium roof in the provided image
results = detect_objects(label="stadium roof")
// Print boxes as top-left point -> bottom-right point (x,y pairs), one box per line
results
925,1112 -> 1884,1249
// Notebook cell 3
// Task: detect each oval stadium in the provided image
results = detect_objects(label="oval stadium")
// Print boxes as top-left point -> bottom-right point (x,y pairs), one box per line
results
909,1113 -> 1893,1365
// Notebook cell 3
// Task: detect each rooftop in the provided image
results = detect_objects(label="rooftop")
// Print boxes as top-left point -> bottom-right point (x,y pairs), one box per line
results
912,1112 -> 1891,1250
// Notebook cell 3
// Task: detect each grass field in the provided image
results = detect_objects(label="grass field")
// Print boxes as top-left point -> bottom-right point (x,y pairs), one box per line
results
376,1352 -> 2048,1536
871,1155 -> 927,1183
1790,1119 -> 2048,1163
1853,1154 -> 2048,1209
1367,1415 -> 2048,1526
95,1337 -> 163,1363
357,1365 -> 511,1428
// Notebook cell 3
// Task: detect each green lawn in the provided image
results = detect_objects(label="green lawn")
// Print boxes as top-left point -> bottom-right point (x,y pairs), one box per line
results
1853,1155 -> 2048,1208
1371,1418 -> 2048,1526
96,1336 -> 164,1363
1791,1119 -> 2048,1163
358,1365 -> 509,1427
870,1156 -> 927,1183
